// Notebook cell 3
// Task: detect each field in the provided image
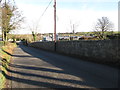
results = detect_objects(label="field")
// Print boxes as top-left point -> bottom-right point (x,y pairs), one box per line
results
0,31 -> 119,43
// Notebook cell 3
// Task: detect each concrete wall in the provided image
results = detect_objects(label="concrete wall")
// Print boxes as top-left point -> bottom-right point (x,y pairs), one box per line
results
29,40 -> 120,66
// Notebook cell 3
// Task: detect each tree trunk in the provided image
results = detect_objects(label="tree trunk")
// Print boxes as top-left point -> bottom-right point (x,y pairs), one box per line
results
4,32 -> 7,41
2,30 -> 4,41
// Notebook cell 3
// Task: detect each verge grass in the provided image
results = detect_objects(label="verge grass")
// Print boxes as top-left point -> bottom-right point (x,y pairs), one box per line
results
0,42 -> 16,89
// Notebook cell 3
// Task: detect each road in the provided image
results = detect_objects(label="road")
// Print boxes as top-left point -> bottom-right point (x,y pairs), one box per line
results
5,44 -> 118,88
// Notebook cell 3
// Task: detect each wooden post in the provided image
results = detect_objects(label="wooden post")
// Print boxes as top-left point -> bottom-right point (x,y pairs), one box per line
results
54,0 -> 56,42
54,0 -> 56,51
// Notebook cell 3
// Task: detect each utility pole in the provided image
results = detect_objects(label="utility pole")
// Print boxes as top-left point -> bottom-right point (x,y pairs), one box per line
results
54,0 -> 56,51
54,0 -> 56,42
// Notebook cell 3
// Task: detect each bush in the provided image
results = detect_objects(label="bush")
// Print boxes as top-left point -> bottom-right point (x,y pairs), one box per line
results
107,34 -> 120,39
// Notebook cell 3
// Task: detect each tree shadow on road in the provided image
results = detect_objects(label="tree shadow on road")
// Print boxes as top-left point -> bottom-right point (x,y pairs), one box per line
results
2,49 -> 33,58
2,70 -> 75,88
2,60 -> 93,88
9,63 -> 65,74
3,63 -> 90,88
3,44 -> 118,88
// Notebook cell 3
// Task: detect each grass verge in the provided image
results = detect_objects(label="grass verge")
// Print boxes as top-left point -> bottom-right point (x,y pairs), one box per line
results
0,42 -> 16,89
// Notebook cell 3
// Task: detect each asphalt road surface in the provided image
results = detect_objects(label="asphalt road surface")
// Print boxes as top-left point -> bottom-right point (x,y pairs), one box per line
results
5,44 -> 118,88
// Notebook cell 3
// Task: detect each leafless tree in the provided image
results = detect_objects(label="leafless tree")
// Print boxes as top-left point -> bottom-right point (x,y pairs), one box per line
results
94,17 -> 114,40
28,20 -> 41,42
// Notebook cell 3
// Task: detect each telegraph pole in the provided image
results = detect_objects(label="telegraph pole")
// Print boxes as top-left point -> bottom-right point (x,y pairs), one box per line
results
54,0 -> 56,51
54,0 -> 56,42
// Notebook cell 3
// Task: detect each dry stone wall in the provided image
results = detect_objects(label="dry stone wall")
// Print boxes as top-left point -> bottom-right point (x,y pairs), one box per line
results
29,40 -> 120,66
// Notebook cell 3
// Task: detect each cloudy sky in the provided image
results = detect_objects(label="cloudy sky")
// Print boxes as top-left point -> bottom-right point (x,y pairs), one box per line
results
9,0 -> 119,34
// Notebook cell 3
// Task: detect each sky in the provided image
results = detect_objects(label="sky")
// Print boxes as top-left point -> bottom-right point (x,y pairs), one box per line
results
2,0 -> 119,34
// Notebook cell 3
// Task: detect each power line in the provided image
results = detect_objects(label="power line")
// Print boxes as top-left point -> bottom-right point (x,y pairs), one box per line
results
38,0 -> 53,23
34,0 -> 53,33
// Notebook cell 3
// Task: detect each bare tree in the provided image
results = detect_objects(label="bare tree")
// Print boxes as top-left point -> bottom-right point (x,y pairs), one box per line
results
1,1 -> 24,41
94,17 -> 114,40
28,20 -> 40,42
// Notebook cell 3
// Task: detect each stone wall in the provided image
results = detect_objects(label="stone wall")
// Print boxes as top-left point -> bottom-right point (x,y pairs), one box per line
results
29,40 -> 120,66
29,41 -> 55,51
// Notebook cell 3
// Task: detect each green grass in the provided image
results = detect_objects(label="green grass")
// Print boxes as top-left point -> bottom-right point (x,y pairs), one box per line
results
0,41 -> 4,48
